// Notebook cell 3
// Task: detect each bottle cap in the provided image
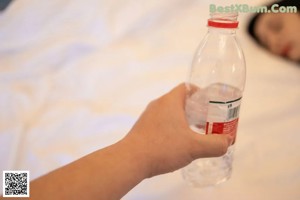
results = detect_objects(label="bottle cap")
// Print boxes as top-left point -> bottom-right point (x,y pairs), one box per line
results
207,19 -> 239,28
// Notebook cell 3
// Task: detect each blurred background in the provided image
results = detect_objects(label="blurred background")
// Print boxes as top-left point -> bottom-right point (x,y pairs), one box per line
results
0,0 -> 299,199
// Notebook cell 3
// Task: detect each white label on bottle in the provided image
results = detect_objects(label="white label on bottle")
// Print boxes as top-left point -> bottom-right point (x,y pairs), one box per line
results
205,97 -> 241,142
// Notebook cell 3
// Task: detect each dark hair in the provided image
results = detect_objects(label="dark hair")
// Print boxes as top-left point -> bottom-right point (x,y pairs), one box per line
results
247,0 -> 300,45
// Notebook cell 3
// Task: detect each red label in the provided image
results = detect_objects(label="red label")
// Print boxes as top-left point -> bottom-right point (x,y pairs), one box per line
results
206,118 -> 239,143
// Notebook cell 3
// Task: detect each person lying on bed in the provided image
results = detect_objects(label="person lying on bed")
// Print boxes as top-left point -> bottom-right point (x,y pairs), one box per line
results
1,84 -> 233,200
247,0 -> 300,63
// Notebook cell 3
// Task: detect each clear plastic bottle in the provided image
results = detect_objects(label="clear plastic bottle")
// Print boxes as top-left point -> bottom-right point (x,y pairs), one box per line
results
182,12 -> 246,187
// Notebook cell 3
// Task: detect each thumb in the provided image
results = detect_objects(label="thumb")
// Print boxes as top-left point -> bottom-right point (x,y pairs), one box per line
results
191,133 -> 234,159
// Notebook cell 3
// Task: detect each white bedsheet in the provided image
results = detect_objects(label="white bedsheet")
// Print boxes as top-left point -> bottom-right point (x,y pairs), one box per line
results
1,0 -> 300,199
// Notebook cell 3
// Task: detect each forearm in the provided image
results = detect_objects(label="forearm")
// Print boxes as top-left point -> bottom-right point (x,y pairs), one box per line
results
29,138 -> 148,200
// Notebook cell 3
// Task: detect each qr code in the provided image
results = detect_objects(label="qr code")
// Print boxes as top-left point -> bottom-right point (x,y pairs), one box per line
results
2,170 -> 30,197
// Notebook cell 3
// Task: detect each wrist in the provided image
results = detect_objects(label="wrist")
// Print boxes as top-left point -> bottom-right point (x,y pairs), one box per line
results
119,134 -> 153,179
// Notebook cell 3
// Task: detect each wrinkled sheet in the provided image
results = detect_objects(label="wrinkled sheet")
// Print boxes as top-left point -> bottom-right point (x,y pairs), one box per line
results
1,0 -> 300,199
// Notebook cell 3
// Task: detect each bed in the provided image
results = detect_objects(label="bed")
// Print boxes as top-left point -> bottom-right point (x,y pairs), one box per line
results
1,0 -> 300,199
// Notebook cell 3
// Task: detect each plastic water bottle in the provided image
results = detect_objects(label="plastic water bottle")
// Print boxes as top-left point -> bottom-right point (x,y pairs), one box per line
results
182,12 -> 246,187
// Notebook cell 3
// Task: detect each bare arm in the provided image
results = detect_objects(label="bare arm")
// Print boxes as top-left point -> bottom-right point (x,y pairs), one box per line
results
2,83 -> 233,200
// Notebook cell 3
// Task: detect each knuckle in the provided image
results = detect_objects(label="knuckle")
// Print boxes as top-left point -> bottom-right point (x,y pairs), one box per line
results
147,98 -> 160,108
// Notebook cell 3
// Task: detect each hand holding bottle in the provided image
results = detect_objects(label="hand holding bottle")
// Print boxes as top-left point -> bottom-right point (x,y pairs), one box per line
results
123,83 -> 234,178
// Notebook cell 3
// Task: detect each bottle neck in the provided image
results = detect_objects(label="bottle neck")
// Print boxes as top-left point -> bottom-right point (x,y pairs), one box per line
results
208,27 -> 236,35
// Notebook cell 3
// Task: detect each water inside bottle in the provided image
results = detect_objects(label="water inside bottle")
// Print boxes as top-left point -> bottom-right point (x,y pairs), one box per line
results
183,82 -> 242,187
185,82 -> 242,132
